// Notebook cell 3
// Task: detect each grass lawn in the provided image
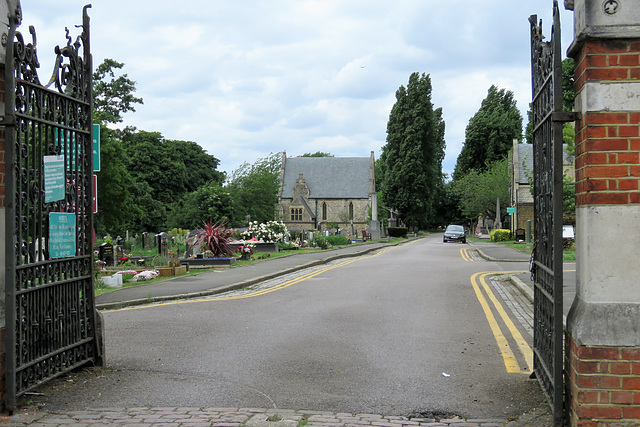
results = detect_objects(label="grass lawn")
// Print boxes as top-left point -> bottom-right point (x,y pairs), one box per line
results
469,236 -> 576,262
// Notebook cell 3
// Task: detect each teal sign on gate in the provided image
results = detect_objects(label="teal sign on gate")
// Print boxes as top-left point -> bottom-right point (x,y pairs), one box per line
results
49,213 -> 76,258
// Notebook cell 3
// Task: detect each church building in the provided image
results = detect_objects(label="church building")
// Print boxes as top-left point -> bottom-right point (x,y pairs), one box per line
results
277,152 -> 377,238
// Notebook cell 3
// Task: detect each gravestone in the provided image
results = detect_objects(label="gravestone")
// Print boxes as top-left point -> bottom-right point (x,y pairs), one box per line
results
156,232 -> 168,257
99,242 -> 114,267
141,232 -> 149,249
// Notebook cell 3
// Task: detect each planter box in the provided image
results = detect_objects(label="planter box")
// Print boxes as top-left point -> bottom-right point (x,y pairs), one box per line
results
173,265 -> 187,275
156,265 -> 192,277
180,257 -> 236,267
156,267 -> 175,278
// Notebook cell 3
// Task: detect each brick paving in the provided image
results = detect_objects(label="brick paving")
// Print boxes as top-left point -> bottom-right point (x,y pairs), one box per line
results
0,406 -> 551,426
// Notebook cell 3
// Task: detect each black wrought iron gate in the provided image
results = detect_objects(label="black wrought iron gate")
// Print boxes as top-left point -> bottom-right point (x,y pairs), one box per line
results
4,5 -> 99,411
529,1 -> 571,425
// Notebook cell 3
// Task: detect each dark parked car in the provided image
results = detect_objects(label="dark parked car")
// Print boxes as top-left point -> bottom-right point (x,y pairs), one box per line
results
443,225 -> 466,243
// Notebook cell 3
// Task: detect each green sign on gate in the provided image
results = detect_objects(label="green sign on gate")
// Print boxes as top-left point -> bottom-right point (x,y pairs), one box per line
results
49,212 -> 76,258
93,123 -> 100,171
43,155 -> 65,202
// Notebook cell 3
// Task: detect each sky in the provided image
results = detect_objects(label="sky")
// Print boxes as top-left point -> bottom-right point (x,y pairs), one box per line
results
20,1 -> 576,179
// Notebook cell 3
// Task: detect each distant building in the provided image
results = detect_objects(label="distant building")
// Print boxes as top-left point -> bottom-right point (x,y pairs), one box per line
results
277,152 -> 376,238
509,140 -> 575,233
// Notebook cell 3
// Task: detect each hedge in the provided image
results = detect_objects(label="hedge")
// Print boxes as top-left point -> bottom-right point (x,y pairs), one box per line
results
387,227 -> 408,238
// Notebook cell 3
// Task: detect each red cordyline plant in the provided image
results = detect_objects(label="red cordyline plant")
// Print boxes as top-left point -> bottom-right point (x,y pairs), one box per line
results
191,219 -> 234,258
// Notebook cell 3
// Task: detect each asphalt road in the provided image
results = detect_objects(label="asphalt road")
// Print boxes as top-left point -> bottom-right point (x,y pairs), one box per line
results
26,235 -> 545,420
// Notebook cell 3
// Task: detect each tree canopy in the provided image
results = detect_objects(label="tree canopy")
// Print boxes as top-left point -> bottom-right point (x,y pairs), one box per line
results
92,59 -> 143,236
299,152 -> 334,157
226,153 -> 282,227
453,85 -> 522,180
452,158 -> 510,222
380,72 -> 446,229
93,59 -> 144,124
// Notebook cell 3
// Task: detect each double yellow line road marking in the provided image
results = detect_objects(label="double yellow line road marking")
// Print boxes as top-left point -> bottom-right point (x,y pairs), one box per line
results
471,271 -> 533,374
460,247 -> 474,261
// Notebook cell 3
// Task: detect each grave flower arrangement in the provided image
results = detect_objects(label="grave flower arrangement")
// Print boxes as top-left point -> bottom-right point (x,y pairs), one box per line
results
132,270 -> 160,281
242,220 -> 290,242
237,243 -> 255,260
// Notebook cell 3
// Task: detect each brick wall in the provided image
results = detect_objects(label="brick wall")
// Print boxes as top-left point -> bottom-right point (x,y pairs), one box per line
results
573,40 -> 640,207
566,336 -> 640,425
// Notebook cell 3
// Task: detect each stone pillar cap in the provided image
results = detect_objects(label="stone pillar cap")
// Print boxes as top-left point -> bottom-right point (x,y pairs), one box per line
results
567,0 -> 640,55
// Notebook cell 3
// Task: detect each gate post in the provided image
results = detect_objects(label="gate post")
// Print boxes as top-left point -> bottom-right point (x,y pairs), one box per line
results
0,0 -> 19,410
565,1 -> 640,425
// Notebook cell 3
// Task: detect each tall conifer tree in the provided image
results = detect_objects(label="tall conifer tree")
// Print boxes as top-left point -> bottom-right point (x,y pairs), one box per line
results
453,85 -> 522,180
381,72 -> 446,229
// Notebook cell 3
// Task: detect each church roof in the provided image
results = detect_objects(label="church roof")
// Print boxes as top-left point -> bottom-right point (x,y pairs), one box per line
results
517,144 -> 574,184
281,157 -> 371,199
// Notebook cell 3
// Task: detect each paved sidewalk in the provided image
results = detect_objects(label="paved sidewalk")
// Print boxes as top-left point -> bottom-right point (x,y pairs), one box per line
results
469,242 -> 531,263
0,405 -> 553,426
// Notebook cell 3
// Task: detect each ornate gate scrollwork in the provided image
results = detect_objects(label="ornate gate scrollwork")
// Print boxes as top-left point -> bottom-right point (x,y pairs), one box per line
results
4,5 -> 98,411
529,1 -> 571,425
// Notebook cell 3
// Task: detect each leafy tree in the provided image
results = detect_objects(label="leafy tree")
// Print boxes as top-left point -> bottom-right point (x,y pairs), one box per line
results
299,152 -> 334,157
430,179 -> 462,228
166,182 -> 233,230
93,127 -> 140,235
93,59 -> 144,124
562,57 -> 575,113
380,72 -> 446,229
122,130 -> 223,205
525,58 -> 575,144
452,158 -> 510,224
125,181 -> 167,234
454,85 -> 522,179
92,60 -> 143,236
226,153 -> 282,226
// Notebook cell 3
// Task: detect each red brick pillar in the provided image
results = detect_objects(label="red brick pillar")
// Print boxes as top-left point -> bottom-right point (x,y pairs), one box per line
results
565,1 -> 640,425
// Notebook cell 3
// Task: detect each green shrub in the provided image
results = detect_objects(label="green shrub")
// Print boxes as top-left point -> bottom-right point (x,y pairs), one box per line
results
490,229 -> 512,242
152,255 -> 168,266
311,236 -> 329,249
327,235 -> 350,246
387,227 -> 408,238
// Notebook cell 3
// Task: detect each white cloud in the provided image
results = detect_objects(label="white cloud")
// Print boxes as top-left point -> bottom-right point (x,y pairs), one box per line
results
20,0 -> 576,178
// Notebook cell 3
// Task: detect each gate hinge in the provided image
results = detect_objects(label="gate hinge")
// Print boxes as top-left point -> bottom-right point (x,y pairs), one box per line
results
552,111 -> 581,123
0,115 -> 16,126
